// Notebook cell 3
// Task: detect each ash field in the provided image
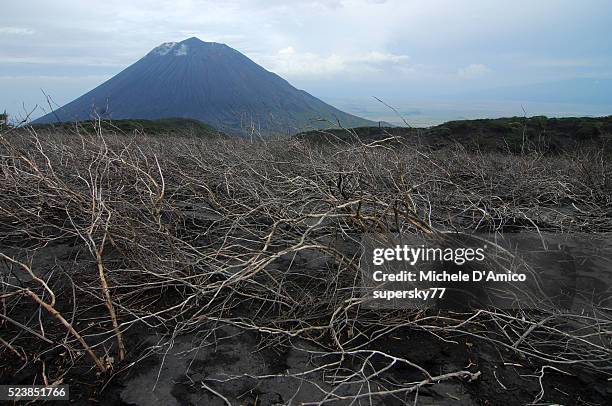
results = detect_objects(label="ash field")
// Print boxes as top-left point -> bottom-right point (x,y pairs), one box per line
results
1,119 -> 611,405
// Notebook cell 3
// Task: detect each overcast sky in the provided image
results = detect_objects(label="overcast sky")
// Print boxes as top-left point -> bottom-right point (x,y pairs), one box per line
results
1,0 -> 611,121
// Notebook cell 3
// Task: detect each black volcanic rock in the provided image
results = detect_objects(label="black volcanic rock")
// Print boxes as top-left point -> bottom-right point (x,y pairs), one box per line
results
34,37 -> 374,135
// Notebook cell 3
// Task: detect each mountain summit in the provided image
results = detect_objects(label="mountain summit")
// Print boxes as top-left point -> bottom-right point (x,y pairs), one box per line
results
34,37 -> 374,134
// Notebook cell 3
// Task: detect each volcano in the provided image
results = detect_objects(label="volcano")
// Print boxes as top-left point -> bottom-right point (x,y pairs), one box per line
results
34,37 -> 375,135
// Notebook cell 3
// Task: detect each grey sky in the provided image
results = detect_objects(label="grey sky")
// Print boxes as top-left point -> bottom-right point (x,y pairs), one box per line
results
1,0 -> 611,122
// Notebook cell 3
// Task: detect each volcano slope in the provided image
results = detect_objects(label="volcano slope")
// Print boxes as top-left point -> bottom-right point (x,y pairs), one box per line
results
33,37 -> 374,135
0,124 -> 611,405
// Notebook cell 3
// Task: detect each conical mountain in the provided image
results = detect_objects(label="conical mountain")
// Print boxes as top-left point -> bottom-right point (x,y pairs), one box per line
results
34,37 -> 375,134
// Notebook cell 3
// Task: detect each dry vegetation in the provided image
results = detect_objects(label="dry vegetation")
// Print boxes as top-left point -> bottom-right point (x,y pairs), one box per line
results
0,124 -> 611,404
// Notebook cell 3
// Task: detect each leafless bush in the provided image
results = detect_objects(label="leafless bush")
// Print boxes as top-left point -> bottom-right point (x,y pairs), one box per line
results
0,124 -> 610,403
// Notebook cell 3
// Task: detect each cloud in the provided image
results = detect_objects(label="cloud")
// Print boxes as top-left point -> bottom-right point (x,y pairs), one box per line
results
0,55 -> 124,67
0,75 -> 109,80
526,58 -> 594,68
458,63 -> 491,78
360,51 -> 410,64
0,27 -> 35,35
269,47 -> 345,76
264,46 -> 411,77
